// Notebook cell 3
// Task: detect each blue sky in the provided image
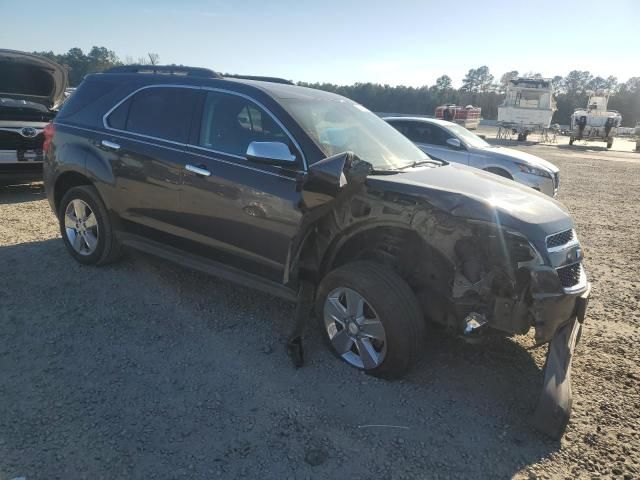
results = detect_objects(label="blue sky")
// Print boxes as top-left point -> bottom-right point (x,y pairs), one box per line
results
1,0 -> 638,87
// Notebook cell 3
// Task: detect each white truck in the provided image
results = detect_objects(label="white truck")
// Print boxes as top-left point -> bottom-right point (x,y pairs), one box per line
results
498,78 -> 556,141
569,92 -> 622,149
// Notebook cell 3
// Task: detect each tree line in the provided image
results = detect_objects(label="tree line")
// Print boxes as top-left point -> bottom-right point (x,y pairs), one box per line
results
34,47 -> 640,126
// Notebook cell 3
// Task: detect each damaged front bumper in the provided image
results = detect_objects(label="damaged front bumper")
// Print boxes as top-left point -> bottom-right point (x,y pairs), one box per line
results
530,265 -> 589,345
533,283 -> 591,439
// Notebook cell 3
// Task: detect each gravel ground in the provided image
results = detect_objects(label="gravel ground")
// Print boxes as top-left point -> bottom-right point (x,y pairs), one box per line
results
1,144 -> 639,480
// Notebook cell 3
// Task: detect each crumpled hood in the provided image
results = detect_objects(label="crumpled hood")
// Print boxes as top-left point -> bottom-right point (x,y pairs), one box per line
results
0,49 -> 68,110
478,145 -> 559,173
366,162 -> 572,241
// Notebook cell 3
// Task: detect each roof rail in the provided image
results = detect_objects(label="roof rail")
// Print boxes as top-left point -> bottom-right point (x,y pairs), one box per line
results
104,65 -> 221,78
226,75 -> 294,85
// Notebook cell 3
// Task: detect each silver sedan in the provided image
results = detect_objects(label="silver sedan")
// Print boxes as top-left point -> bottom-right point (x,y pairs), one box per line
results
384,117 -> 560,197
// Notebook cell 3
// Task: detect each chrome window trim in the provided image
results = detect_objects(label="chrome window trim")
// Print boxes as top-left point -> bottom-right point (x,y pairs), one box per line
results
186,149 -> 297,181
102,83 -> 308,171
56,122 -> 186,154
188,143 -> 244,161
54,122 -> 298,181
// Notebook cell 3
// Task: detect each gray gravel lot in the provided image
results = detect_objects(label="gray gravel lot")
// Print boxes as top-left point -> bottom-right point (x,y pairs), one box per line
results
1,142 -> 639,479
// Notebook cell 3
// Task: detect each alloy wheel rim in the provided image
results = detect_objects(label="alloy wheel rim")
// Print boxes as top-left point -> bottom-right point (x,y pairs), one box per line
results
64,199 -> 99,256
323,287 -> 387,369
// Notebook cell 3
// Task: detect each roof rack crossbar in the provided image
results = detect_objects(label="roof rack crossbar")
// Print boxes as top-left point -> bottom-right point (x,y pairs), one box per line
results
226,75 -> 294,85
104,65 -> 221,78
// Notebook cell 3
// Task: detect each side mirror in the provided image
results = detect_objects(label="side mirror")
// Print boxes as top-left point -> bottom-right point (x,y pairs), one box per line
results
246,141 -> 296,166
302,152 -> 372,208
446,138 -> 462,149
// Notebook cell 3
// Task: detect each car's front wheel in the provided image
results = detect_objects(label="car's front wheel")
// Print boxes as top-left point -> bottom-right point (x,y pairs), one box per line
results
316,261 -> 424,379
58,185 -> 121,265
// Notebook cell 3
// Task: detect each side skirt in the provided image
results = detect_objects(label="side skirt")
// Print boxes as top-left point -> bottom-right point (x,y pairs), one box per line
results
118,232 -> 298,302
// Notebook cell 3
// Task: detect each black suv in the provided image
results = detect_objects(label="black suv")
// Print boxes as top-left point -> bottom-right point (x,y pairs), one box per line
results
43,65 -> 590,437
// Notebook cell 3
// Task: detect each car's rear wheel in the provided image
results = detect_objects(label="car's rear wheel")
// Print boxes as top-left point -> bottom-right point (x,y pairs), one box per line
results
316,261 -> 424,379
58,185 -> 121,265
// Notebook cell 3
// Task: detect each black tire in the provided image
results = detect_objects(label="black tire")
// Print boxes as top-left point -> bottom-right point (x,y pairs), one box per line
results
315,261 -> 424,379
517,133 -> 525,141
58,185 -> 121,266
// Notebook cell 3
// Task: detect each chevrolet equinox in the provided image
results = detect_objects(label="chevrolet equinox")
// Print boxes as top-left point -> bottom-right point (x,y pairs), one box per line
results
43,65 -> 590,438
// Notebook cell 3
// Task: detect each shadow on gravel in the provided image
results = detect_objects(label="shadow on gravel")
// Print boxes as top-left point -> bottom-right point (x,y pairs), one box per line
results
0,181 -> 45,205
555,143 -> 609,153
0,240 -> 561,479
485,137 -> 544,148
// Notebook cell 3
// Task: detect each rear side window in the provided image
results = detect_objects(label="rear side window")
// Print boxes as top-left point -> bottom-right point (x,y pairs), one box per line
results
57,78 -> 119,119
106,87 -> 197,143
398,121 -> 452,146
106,98 -> 130,130
387,121 -> 409,136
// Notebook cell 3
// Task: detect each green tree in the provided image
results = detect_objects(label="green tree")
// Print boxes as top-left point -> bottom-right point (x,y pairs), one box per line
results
498,70 -> 518,94
551,75 -> 565,95
461,66 -> 494,93
563,70 -> 593,97
434,75 -> 452,91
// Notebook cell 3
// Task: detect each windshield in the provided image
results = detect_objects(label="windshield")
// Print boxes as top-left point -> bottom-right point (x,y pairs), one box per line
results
445,122 -> 491,149
282,97 -> 428,170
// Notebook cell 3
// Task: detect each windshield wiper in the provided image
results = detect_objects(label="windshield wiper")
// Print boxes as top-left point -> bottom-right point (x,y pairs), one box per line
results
400,158 -> 447,169
369,168 -> 404,175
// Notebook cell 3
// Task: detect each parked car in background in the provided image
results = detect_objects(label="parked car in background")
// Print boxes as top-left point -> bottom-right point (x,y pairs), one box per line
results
384,116 -> 560,197
44,66 -> 589,437
0,49 -> 67,184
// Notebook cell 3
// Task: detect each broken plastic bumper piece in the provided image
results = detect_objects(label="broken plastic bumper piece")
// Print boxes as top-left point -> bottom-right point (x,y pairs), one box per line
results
532,284 -> 590,438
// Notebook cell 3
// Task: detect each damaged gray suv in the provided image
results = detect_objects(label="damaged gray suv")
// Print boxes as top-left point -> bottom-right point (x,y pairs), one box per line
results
43,65 -> 590,438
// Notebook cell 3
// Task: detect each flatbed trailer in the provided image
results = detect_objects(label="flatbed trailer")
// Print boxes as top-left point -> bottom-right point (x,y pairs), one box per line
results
435,104 -> 481,130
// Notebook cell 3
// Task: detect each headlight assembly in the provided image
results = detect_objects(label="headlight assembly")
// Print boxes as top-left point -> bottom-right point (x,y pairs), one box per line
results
517,163 -> 552,178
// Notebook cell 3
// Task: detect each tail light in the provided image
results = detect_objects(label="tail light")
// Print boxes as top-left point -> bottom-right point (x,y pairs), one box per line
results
43,122 -> 55,153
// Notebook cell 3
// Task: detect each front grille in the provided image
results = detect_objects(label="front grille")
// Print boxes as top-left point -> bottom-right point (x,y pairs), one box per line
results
0,131 -> 44,150
556,263 -> 583,288
546,229 -> 574,249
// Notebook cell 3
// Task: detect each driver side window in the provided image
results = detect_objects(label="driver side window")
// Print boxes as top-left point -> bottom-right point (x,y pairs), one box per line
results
416,122 -> 454,147
199,91 -> 290,157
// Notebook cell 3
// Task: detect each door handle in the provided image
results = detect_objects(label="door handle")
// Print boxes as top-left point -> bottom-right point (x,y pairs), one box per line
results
185,164 -> 211,177
101,140 -> 120,151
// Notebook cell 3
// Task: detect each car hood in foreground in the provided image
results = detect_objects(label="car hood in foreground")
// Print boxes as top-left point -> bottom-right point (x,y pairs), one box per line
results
476,145 -> 559,173
0,50 -> 68,110
367,162 -> 571,239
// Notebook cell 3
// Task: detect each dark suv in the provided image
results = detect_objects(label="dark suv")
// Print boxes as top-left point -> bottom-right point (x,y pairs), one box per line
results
43,65 -> 590,437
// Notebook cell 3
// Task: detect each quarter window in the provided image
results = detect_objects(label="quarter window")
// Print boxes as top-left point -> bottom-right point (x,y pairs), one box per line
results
106,87 -> 197,143
199,91 -> 291,157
